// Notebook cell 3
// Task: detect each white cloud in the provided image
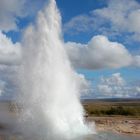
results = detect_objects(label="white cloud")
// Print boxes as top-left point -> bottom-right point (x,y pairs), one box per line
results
0,0 -> 27,31
0,31 -> 21,99
96,73 -> 140,98
101,73 -> 125,86
134,86 -> 140,97
94,0 -> 140,41
66,35 -> 133,69
0,0 -> 47,32
97,85 -> 112,95
64,14 -> 99,34
97,73 -> 126,97
135,87 -> 140,92
0,65 -> 19,99
64,0 -> 140,42
132,55 -> 140,67
0,31 -> 21,65
0,80 -> 6,96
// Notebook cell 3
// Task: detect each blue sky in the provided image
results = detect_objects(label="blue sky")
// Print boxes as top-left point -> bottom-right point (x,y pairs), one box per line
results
0,0 -> 140,99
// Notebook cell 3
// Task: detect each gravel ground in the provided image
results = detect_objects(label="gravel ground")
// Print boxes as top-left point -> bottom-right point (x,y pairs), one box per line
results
87,116 -> 140,135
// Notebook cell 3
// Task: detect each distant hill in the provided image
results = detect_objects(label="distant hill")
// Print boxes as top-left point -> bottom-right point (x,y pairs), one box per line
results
82,98 -> 140,103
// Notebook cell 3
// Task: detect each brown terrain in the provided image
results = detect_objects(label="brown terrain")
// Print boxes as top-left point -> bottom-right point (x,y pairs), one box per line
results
0,99 -> 139,139
87,116 -> 140,135
83,98 -> 140,135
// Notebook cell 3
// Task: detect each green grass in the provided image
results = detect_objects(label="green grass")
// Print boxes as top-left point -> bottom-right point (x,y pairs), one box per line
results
83,101 -> 140,117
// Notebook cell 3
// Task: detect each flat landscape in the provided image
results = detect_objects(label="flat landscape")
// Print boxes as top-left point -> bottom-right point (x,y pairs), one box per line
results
0,99 -> 139,139
82,98 -> 140,135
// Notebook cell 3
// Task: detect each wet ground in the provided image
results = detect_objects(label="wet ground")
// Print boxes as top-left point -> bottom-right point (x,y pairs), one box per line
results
0,131 -> 140,140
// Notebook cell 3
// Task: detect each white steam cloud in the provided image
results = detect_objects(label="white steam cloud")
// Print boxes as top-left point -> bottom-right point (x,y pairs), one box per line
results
17,0 -> 92,139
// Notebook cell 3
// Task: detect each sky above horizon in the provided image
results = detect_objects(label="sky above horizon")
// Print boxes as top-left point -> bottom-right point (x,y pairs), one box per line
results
0,0 -> 140,99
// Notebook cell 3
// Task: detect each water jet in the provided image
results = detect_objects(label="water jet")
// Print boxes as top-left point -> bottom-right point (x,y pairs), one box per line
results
17,0 -> 95,139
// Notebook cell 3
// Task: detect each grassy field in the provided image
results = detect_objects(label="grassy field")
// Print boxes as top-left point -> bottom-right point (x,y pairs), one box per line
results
82,99 -> 140,117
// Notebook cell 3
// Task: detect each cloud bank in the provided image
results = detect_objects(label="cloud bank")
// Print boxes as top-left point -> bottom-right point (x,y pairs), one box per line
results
0,31 -> 21,98
64,0 -> 140,42
66,35 -> 139,70
0,0 -> 139,99
1,32 -> 139,70
0,0 -> 47,32
96,73 -> 140,98
0,0 -> 26,31
0,31 -> 21,65
97,73 -> 126,97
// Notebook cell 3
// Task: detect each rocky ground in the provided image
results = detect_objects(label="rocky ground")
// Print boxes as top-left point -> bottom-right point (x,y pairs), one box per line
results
0,119 -> 140,139
0,117 -> 140,139
87,116 -> 140,135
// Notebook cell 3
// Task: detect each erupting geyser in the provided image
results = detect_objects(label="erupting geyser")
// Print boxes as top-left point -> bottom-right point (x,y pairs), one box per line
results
17,0 -> 94,139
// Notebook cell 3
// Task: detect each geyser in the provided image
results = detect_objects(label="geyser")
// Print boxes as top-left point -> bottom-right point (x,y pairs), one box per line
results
17,0 -> 94,139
